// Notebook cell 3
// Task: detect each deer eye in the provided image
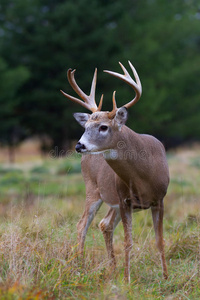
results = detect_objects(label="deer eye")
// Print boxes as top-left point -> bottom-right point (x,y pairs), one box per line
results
99,125 -> 108,132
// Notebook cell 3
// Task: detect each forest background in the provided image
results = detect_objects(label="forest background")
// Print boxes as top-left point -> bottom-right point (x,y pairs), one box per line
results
0,0 -> 200,160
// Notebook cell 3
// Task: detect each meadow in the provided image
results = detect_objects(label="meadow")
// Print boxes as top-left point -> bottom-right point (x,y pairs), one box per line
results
0,145 -> 199,299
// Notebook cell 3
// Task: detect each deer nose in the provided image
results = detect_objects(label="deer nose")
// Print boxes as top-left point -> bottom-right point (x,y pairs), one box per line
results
75,142 -> 86,153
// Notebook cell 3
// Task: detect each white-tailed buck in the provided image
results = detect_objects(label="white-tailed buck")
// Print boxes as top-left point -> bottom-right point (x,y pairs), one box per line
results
61,61 -> 169,282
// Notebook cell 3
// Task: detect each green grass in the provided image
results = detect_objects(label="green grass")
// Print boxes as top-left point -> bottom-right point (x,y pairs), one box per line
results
0,148 -> 200,299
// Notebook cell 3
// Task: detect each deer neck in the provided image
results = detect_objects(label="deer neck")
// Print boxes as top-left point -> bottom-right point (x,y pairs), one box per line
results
103,126 -> 140,184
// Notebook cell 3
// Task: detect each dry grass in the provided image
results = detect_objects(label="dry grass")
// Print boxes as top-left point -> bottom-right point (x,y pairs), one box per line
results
0,145 -> 200,299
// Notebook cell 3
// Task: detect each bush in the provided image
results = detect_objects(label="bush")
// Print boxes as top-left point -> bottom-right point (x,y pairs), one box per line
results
0,172 -> 24,185
0,167 -> 23,175
57,160 -> 81,175
30,165 -> 50,174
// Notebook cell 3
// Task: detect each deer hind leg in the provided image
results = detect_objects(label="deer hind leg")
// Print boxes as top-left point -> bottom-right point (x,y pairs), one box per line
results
77,197 -> 102,255
151,200 -> 168,279
120,199 -> 133,283
99,207 -> 121,267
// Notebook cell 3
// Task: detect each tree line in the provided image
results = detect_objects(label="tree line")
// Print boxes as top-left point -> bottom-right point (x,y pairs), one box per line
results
0,0 -> 199,160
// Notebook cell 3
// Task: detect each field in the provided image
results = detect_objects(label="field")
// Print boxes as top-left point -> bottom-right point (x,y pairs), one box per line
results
0,145 -> 200,299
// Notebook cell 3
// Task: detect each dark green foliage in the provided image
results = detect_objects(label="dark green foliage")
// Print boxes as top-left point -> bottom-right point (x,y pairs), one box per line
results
30,165 -> 50,174
0,0 -> 199,152
0,57 -> 30,161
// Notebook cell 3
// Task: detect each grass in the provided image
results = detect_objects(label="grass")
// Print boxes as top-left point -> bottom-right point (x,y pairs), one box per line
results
0,146 -> 200,299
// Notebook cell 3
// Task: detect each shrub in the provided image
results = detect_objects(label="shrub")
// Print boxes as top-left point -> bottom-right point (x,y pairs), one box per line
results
57,160 -> 81,175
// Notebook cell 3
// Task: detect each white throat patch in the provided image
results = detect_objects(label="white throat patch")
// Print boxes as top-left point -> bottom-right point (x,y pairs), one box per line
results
103,149 -> 118,160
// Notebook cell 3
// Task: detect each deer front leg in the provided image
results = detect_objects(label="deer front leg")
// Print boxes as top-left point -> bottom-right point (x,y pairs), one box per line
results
99,207 -> 121,267
151,200 -> 168,279
77,197 -> 102,255
120,199 -> 133,283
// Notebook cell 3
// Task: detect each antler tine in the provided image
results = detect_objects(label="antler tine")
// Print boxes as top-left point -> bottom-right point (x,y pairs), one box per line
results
128,60 -> 142,92
104,61 -> 142,113
89,68 -> 97,105
108,91 -> 117,119
67,69 -> 87,101
60,89 -> 92,111
97,94 -> 104,112
61,68 -> 99,113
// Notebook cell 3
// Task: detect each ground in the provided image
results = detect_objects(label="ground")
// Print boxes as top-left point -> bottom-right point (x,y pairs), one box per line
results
0,143 -> 199,299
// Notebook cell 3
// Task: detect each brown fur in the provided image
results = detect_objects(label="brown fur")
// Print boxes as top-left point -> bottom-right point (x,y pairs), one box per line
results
76,112 -> 169,282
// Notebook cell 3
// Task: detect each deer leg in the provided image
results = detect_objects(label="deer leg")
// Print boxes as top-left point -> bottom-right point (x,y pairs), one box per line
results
99,207 -> 121,267
151,200 -> 168,279
77,198 -> 103,255
120,199 -> 133,283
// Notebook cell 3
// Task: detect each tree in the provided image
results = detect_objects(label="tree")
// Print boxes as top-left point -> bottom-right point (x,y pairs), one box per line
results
0,0 -> 199,153
0,0 -> 122,154
0,57 -> 30,162
111,0 -> 200,146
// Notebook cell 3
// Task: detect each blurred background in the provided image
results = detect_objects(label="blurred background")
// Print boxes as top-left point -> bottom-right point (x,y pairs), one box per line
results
0,0 -> 200,162
0,2 -> 200,297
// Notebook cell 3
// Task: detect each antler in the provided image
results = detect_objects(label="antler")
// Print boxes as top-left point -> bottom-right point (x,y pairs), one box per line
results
104,61 -> 142,118
60,68 -> 103,113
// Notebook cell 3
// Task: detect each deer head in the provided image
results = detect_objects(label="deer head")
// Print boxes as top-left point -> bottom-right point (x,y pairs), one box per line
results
60,61 -> 142,153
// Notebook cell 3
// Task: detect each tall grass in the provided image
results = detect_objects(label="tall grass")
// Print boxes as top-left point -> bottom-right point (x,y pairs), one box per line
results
0,147 -> 200,299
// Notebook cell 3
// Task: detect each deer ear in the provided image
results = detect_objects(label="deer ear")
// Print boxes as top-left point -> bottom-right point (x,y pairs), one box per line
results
114,107 -> 128,128
73,113 -> 90,128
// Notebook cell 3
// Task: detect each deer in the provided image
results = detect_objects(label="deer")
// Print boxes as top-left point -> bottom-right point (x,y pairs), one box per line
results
61,61 -> 169,282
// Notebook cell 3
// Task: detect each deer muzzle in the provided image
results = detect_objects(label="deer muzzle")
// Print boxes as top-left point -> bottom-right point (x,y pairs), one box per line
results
75,141 -> 86,153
